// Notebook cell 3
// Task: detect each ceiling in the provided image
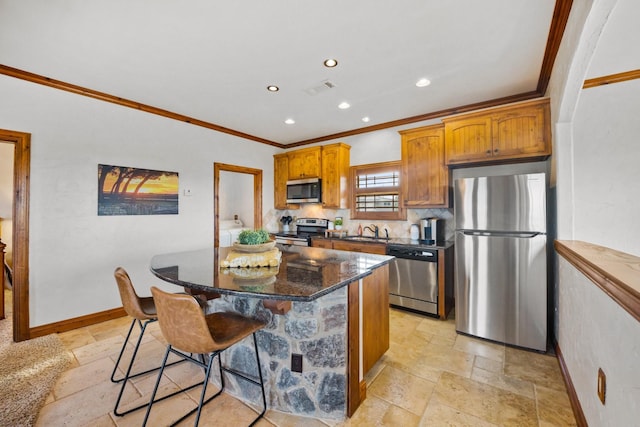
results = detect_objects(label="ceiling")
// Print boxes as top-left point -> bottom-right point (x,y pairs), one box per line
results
1,0 -> 565,147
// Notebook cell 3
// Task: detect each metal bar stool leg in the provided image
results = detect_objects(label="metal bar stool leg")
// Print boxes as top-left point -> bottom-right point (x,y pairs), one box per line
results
112,318 -> 188,416
111,318 -> 145,383
113,318 -> 154,416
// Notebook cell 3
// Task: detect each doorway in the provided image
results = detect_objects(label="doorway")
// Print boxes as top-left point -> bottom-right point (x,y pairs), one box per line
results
213,163 -> 262,246
0,129 -> 31,342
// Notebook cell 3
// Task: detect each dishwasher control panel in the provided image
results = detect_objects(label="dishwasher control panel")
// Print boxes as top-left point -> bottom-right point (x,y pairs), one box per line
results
386,245 -> 437,261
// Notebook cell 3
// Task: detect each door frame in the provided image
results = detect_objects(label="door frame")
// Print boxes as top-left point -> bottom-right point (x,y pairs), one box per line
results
213,163 -> 263,246
1,129 -> 31,342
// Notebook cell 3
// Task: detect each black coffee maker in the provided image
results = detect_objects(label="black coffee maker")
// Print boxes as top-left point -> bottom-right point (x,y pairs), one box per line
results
419,218 -> 444,244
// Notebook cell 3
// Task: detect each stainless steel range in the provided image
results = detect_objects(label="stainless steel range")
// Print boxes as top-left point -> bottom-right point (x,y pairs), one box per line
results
273,218 -> 329,246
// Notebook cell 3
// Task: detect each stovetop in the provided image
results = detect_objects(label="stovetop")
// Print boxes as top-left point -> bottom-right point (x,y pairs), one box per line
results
273,217 -> 328,239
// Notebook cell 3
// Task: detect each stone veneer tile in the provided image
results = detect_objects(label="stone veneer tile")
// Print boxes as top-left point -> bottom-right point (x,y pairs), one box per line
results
416,317 -> 458,341
470,365 -> 536,399
72,334 -> 127,365
53,357 -> 117,399
535,384 -> 578,426
37,305 -> 578,426
474,355 -> 503,374
428,334 -> 456,349
504,347 -> 567,392
433,371 -> 538,426
266,409 -> 332,426
421,343 -> 475,378
38,380 -> 136,427
453,334 -> 505,363
336,394 -> 420,427
57,327 -> 97,350
380,344 -> 442,384
420,396 -> 499,427
367,365 -> 436,416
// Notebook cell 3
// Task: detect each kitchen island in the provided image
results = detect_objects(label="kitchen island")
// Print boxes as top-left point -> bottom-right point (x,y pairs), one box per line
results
150,245 -> 393,420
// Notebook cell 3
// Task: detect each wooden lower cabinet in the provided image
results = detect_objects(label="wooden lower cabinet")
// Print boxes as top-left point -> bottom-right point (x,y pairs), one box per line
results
362,264 -> 389,373
347,264 -> 390,416
331,240 -> 387,255
310,238 -> 333,249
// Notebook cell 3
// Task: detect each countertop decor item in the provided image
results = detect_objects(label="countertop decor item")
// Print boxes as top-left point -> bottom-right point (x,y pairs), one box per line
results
232,241 -> 276,253
334,217 -> 343,230
237,229 -> 271,245
280,215 -> 293,232
222,247 -> 281,267
224,228 -> 281,265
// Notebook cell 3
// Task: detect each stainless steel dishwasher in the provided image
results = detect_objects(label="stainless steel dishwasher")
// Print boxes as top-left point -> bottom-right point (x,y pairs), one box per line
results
386,244 -> 438,316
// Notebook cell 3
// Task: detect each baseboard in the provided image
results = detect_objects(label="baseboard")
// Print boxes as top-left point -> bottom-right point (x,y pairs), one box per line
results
555,342 -> 588,427
29,307 -> 127,338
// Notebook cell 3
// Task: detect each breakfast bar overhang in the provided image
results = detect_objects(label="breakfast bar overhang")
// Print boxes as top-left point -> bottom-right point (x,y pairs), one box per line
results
150,245 -> 393,420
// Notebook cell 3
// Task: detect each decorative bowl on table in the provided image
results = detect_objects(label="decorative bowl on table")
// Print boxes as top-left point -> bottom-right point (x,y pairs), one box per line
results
232,240 -> 277,253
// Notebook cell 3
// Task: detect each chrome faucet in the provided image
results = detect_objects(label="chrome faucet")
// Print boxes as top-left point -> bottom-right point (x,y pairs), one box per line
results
363,224 -> 379,239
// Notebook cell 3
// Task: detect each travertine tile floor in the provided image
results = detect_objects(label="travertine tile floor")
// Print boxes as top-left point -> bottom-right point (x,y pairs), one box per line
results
33,302 -> 577,426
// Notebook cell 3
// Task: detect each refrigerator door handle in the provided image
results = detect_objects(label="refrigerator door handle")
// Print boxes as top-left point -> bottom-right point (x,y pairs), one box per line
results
461,231 -> 543,238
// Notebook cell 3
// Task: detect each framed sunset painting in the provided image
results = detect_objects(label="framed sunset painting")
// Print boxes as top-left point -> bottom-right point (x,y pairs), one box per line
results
98,164 -> 179,215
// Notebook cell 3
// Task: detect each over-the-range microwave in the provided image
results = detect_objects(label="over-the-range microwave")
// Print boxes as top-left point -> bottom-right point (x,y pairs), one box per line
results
286,178 -> 322,203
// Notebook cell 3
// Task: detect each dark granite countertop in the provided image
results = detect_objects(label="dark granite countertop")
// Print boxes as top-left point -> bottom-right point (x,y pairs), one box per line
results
150,245 -> 394,302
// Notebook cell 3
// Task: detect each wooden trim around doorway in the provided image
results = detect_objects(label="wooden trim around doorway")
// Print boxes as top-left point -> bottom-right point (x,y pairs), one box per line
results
0,129 -> 31,342
213,163 -> 263,247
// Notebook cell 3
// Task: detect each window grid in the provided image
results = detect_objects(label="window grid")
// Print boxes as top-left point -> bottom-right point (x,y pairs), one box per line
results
355,194 -> 399,212
357,172 -> 400,189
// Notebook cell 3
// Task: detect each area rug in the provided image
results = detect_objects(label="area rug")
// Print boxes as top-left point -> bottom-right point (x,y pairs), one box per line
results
0,318 -> 73,426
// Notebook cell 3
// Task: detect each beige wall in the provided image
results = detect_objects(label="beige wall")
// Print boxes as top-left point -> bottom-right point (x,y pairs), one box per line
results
549,0 -> 640,424
0,74 -> 280,326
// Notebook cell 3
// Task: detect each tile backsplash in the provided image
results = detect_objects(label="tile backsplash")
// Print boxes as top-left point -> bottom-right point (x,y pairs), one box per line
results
266,206 -> 455,241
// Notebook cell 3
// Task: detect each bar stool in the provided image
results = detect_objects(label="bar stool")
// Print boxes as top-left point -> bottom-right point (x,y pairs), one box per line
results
143,286 -> 267,427
111,267 -> 185,416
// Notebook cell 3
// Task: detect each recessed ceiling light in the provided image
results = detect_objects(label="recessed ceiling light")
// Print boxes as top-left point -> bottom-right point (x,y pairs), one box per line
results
267,85 -> 279,92
416,78 -> 431,88
362,117 -> 371,123
338,102 -> 350,110
324,59 -> 338,68
284,118 -> 295,125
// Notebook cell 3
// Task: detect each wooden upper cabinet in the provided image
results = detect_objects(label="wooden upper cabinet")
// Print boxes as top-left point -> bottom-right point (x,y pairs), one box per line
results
321,143 -> 351,209
288,147 -> 321,179
273,143 -> 350,210
491,103 -> 549,158
444,98 -> 551,166
444,116 -> 493,164
400,124 -> 449,208
273,153 -> 291,210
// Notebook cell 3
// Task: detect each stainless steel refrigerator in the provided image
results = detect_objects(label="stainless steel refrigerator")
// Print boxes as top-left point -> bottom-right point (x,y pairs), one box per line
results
454,172 -> 547,351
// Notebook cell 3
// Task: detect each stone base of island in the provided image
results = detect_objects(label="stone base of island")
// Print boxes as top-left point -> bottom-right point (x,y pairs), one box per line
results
150,245 -> 393,420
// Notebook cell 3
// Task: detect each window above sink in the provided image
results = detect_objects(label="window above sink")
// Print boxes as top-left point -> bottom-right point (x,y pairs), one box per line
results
349,161 -> 406,221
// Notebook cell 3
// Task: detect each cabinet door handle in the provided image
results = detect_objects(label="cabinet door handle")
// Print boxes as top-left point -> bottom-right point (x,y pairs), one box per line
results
485,150 -> 491,156
494,148 -> 499,153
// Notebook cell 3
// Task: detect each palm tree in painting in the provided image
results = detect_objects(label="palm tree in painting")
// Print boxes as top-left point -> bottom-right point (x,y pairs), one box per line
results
98,165 -> 178,215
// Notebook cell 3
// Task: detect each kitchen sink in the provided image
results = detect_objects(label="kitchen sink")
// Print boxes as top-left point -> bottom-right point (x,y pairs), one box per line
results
341,236 -> 390,243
